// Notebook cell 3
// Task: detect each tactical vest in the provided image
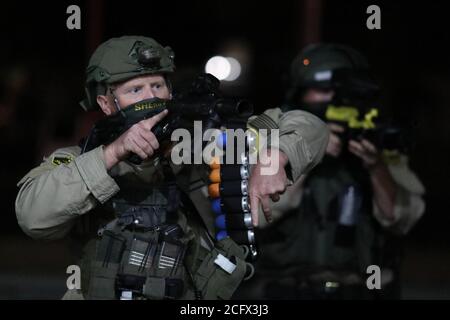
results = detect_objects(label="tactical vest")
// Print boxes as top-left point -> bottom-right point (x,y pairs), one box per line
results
77,162 -> 249,300
257,156 -> 383,278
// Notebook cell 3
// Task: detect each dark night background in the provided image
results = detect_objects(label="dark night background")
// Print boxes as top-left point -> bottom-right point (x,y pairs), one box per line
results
0,0 -> 449,299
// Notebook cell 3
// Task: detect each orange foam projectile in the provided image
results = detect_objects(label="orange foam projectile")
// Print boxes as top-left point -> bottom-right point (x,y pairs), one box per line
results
209,169 -> 221,183
209,157 -> 221,170
208,183 -> 220,198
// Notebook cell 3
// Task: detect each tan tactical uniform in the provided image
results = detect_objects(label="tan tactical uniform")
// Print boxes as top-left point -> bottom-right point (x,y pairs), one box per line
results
15,108 -> 329,299
244,148 -> 426,300
264,151 -> 425,235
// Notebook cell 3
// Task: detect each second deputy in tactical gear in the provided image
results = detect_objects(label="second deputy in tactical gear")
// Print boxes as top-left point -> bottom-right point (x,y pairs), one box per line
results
236,43 -> 426,300
15,36 -> 329,300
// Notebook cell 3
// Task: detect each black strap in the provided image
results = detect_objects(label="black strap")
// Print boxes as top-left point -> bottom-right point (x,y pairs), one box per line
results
161,159 -> 181,221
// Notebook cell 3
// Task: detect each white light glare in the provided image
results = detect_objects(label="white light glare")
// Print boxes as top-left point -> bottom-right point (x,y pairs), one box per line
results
205,56 -> 242,81
205,56 -> 231,80
224,57 -> 241,81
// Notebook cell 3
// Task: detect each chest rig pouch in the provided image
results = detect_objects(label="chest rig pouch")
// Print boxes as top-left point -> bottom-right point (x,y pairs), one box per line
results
83,166 -> 193,300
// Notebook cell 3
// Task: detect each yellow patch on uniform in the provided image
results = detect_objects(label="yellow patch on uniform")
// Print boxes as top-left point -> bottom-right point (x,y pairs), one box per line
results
52,155 -> 73,166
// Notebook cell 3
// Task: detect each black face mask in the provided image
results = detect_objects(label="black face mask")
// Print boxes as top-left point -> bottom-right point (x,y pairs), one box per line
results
81,97 -> 171,155
118,97 -> 169,129
301,101 -> 330,120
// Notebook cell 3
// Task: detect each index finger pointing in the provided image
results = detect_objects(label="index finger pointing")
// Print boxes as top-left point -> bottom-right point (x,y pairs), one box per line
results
141,109 -> 169,130
250,194 -> 260,227
260,197 -> 272,224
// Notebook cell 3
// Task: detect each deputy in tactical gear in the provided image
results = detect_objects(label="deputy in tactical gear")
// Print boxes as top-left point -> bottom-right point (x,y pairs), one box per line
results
15,36 -> 329,300
235,43 -> 425,300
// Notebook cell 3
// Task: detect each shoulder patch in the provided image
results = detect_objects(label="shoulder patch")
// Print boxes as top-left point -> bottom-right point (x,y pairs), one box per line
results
52,155 -> 73,166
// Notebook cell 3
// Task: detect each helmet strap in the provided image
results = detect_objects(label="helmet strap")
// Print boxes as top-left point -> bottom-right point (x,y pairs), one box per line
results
109,87 -> 122,113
